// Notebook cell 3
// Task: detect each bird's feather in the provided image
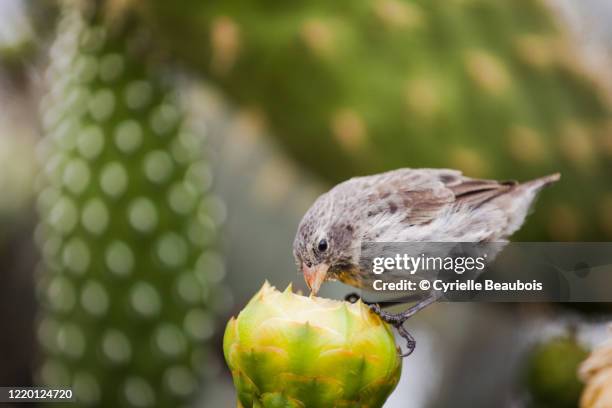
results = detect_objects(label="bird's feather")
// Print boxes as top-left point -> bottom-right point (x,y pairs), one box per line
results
293,168 -> 560,290
327,168 -> 558,243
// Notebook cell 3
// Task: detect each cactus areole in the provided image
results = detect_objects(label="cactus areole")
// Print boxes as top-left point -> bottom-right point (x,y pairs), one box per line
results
223,282 -> 402,408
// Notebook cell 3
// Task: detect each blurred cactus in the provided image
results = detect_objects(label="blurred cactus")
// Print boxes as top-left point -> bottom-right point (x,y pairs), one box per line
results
0,135 -> 37,228
0,130 -> 38,391
0,0 -> 35,70
142,0 -> 612,240
525,335 -> 588,408
579,334 -> 612,408
36,3 -> 224,406
224,282 -> 401,408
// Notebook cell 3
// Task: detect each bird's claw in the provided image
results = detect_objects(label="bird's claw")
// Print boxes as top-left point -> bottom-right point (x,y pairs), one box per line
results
352,293 -> 434,357
368,303 -> 415,357
395,322 -> 416,357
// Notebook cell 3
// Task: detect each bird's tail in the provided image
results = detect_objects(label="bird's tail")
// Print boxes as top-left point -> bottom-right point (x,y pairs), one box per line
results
492,172 -> 560,238
521,172 -> 561,192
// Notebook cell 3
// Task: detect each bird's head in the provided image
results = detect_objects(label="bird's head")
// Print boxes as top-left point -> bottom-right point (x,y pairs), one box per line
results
293,192 -> 357,295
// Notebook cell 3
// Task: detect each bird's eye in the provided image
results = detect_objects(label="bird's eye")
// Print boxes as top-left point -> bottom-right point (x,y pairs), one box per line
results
318,239 -> 328,252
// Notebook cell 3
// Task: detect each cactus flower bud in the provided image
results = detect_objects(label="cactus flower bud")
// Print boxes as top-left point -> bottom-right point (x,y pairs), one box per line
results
224,282 -> 401,408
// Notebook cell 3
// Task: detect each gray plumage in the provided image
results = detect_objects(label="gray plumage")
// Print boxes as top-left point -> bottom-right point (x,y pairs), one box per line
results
293,168 -> 560,293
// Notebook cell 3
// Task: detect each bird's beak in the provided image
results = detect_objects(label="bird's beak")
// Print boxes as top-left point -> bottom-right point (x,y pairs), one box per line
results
302,262 -> 329,295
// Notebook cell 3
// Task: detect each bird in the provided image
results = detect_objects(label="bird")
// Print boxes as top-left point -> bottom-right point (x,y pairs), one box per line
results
293,168 -> 560,355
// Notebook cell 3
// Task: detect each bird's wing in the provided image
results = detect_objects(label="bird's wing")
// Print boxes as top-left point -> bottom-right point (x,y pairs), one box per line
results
349,168 -> 558,242
356,168 -> 516,226
442,174 -> 518,208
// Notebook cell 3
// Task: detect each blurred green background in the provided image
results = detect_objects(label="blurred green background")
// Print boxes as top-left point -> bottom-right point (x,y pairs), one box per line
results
0,0 -> 611,407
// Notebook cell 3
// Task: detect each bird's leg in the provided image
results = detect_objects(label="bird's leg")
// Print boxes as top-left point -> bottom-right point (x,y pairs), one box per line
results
369,293 -> 440,357
369,303 -> 405,324
369,293 -> 439,323
346,292 -> 439,356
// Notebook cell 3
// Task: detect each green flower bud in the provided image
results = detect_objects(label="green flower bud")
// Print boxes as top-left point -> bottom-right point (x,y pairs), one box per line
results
224,282 -> 401,408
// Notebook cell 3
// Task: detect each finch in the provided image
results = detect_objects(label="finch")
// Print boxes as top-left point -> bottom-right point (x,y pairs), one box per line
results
294,168 -> 559,294
293,168 -> 559,354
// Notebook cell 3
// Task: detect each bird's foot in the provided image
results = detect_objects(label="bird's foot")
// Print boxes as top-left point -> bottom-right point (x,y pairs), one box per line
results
369,303 -> 406,324
368,303 -> 416,357
345,295 -> 415,356
368,294 -> 439,358
395,324 -> 416,358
